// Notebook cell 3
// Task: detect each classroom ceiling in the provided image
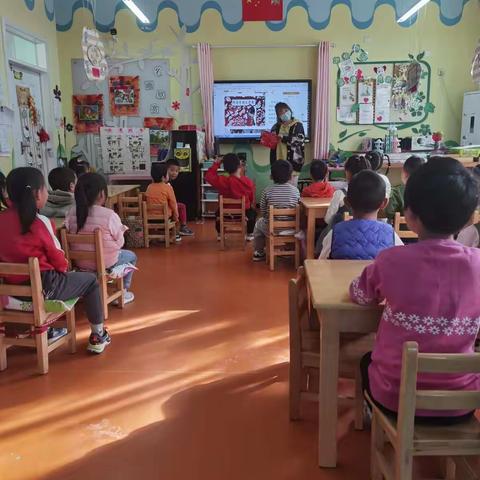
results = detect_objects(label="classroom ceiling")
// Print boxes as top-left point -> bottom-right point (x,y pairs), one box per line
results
25,0 -> 471,33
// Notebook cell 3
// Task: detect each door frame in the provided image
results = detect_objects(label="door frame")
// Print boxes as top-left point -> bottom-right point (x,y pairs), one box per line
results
2,18 -> 55,174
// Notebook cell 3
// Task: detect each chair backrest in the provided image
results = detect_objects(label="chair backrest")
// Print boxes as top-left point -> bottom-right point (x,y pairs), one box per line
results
119,194 -> 143,220
0,258 -> 47,326
269,205 -> 300,235
142,200 -> 168,222
60,228 -> 105,275
220,196 -> 245,217
396,341 -> 480,446
394,212 -> 418,239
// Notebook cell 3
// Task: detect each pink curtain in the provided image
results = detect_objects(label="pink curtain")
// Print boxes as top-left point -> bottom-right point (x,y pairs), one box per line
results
197,43 -> 215,156
313,41 -> 331,159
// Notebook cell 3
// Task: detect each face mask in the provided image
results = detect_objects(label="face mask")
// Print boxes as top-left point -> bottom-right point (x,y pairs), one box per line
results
280,111 -> 292,122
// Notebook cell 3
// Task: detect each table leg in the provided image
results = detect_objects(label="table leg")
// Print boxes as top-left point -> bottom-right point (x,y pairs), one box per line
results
306,209 -> 316,260
318,312 -> 340,468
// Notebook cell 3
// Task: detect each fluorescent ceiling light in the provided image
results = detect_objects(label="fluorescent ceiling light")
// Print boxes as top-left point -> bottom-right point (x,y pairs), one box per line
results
397,0 -> 431,23
122,0 -> 150,24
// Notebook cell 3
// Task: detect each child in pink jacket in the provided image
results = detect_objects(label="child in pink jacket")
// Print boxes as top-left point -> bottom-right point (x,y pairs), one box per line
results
350,157 -> 480,423
65,173 -> 136,304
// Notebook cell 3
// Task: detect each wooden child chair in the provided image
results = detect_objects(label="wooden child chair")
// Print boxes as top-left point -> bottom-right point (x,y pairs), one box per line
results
142,200 -> 176,248
219,196 -> 246,251
369,341 -> 480,480
0,258 -> 76,374
119,194 -> 144,249
289,267 -> 369,430
266,205 -> 300,271
61,228 -> 124,320
394,212 -> 418,240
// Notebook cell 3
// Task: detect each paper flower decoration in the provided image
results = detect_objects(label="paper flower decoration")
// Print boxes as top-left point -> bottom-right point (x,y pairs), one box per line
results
172,101 -> 181,111
432,131 -> 443,142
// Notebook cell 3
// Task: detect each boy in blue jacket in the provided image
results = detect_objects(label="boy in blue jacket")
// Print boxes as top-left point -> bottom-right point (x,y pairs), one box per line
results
319,170 -> 403,259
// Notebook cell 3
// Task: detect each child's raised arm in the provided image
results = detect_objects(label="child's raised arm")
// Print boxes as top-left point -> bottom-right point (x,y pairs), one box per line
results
349,261 -> 384,306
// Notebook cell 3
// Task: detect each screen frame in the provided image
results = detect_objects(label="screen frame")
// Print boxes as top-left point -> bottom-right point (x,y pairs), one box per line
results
213,79 -> 312,143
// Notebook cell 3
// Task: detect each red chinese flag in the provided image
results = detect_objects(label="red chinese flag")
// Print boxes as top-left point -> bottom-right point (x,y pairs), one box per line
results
242,0 -> 283,22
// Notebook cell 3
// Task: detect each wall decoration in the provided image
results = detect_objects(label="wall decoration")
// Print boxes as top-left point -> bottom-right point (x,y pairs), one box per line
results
73,94 -> 104,134
150,104 -> 161,115
100,127 -> 151,174
144,81 -> 154,90
144,117 -> 174,131
335,50 -> 434,129
174,147 -> 192,173
109,76 -> 140,116
471,39 -> 480,86
50,0 -> 469,33
72,59 -> 170,128
82,27 -> 108,81
242,0 -> 283,22
144,117 -> 172,158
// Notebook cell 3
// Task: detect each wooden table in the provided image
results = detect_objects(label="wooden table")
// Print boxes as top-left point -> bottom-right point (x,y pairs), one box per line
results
106,185 -> 140,210
300,198 -> 332,260
304,260 -> 383,468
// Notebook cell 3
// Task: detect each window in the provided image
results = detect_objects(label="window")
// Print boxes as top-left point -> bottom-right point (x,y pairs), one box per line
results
5,28 -> 47,69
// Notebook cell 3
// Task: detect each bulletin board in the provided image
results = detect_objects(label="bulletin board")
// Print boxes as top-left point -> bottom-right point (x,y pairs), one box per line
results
336,59 -> 432,127
71,58 -> 171,128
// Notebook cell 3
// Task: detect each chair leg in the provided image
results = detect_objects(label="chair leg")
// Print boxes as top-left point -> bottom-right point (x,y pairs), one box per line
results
220,224 -> 225,251
117,277 -> 125,308
165,224 -> 170,248
100,276 -> 109,320
354,367 -> 364,431
269,239 -> 275,271
0,333 -> 7,371
66,310 -> 76,354
371,413 -> 384,480
294,239 -> 300,269
289,361 -> 302,421
35,331 -> 49,374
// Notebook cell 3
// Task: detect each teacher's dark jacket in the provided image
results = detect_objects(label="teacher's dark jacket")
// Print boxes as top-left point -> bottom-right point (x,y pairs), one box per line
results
269,120 -> 306,172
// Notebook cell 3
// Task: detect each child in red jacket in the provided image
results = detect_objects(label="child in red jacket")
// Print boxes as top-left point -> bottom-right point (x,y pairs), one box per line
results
0,167 -> 110,354
301,160 -> 335,198
205,154 -> 256,239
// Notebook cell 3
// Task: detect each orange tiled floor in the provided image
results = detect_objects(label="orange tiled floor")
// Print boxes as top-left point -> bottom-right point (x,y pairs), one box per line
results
0,221 -> 372,480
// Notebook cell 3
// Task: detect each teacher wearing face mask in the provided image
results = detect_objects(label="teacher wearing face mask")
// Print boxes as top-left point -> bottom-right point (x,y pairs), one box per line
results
270,102 -> 306,187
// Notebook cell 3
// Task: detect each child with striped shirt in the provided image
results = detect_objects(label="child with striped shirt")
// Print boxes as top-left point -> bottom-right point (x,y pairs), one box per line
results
253,160 -> 300,261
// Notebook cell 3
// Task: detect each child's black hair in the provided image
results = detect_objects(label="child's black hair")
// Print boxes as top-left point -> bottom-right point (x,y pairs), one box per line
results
404,156 -> 478,235
403,155 -> 425,176
166,158 -> 180,168
48,167 -> 76,192
0,170 -> 7,210
151,162 -> 169,183
365,151 -> 384,171
68,158 -> 90,177
223,153 -> 240,175
310,160 -> 329,182
347,170 -> 386,214
271,159 -> 293,184
472,164 -> 480,180
344,155 -> 371,177
74,172 -> 108,233
6,167 -> 45,234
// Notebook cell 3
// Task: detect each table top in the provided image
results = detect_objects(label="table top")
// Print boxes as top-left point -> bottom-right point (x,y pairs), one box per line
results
304,260 -> 382,311
300,197 -> 332,209
107,185 -> 140,197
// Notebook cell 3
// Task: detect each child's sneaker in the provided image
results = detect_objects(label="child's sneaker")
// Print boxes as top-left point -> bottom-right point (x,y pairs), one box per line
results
179,225 -> 194,236
87,329 -> 111,354
253,250 -> 266,261
175,234 -> 182,243
113,290 -> 135,306
246,234 -> 254,242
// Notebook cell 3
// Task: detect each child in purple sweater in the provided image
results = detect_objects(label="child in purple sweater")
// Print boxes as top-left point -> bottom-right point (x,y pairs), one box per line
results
351,157 -> 480,422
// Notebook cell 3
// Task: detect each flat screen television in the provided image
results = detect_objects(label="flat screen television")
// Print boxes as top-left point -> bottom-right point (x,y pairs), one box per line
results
213,80 -> 312,142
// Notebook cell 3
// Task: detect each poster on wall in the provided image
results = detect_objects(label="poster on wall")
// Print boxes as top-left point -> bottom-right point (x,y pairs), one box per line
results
82,27 -> 108,81
73,94 -> 104,133
100,127 -> 151,174
109,76 -> 140,116
242,0 -> 283,21
124,128 -> 150,172
100,127 -> 125,174
144,117 -> 172,159
358,103 -> 374,124
374,83 -> 391,123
